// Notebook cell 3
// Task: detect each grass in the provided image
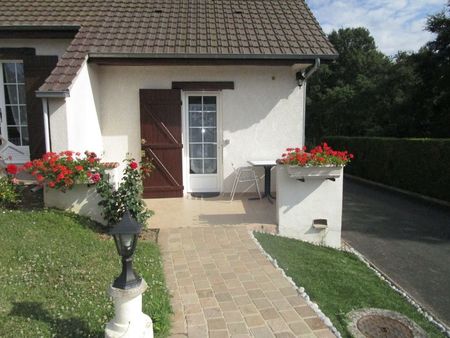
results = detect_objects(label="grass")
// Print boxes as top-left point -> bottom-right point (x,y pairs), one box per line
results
254,232 -> 446,338
0,209 -> 171,338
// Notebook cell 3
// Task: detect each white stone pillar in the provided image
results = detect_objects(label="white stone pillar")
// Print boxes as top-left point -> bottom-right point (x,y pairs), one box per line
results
276,165 -> 344,248
105,279 -> 153,338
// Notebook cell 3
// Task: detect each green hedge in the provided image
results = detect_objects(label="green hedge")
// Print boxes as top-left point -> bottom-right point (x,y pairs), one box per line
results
324,136 -> 450,202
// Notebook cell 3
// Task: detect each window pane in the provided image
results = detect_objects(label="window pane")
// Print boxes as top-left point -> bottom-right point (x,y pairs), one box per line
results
204,159 -> 217,174
7,126 -> 21,145
2,63 -> 16,83
4,85 -> 18,104
190,159 -> 203,174
21,127 -> 29,145
20,106 -> 27,124
17,84 -> 26,104
203,96 -> 216,111
189,144 -> 203,158
6,106 -> 20,125
189,128 -> 202,142
189,111 -> 202,127
16,63 -> 24,83
203,128 -> 216,143
203,112 -> 216,126
204,144 -> 217,158
188,96 -> 202,111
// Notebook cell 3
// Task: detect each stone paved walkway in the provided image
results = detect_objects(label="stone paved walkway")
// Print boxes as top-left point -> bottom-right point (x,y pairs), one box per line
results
160,227 -> 335,337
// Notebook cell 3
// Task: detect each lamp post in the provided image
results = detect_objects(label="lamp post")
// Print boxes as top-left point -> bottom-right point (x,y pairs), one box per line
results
105,211 -> 153,338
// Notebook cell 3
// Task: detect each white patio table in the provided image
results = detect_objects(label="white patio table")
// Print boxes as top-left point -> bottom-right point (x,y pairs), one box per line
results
248,160 -> 277,202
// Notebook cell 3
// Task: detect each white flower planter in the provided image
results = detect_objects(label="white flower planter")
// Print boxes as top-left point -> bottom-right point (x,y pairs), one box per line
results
286,165 -> 343,179
44,184 -> 106,225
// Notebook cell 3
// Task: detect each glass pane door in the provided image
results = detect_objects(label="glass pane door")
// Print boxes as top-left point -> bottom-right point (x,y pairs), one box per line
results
2,62 -> 28,146
188,96 -> 217,174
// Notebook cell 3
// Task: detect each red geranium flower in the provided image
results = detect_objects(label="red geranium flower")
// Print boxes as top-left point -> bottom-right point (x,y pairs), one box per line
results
48,181 -> 56,188
130,161 -> 138,170
6,164 -> 18,175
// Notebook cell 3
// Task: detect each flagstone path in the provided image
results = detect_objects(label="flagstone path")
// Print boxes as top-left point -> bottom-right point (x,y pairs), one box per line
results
160,227 -> 335,338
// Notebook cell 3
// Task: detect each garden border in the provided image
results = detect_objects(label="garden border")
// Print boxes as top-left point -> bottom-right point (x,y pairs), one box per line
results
342,241 -> 450,337
250,230 -> 342,338
251,230 -> 450,338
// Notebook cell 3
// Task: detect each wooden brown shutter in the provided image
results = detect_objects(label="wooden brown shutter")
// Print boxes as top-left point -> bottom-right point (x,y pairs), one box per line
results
140,89 -> 184,198
23,55 -> 58,159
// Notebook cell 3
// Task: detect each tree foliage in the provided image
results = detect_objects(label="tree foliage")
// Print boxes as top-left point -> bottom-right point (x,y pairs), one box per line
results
306,4 -> 450,141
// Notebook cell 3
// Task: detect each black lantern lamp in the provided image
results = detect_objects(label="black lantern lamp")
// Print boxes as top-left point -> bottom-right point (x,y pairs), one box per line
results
109,211 -> 142,289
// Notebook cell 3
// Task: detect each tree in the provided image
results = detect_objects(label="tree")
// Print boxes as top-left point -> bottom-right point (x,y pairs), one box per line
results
306,27 -> 392,142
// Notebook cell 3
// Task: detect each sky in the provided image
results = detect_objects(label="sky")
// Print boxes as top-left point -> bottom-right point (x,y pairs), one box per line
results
307,0 -> 447,55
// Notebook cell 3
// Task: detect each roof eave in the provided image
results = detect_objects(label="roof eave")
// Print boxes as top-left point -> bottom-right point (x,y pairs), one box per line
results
88,52 -> 338,62
36,90 -> 70,98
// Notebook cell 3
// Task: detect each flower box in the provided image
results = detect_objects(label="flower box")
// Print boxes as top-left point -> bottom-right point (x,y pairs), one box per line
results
286,165 -> 343,180
44,183 -> 106,225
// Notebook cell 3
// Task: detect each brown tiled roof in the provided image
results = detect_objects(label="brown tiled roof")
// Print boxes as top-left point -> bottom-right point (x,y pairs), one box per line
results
0,0 -> 337,93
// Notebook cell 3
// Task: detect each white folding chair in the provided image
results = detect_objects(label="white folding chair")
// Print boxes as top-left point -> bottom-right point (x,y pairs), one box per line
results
230,163 -> 261,201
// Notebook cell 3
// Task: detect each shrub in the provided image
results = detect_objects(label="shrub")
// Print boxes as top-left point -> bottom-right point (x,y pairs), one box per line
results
97,158 -> 154,227
325,136 -> 450,202
0,164 -> 21,208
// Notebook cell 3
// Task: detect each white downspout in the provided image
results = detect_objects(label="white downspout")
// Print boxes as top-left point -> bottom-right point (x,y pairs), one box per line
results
297,58 -> 321,146
42,98 -> 51,152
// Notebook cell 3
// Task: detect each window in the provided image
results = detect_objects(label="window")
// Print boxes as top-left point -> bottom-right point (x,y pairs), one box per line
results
2,62 -> 28,146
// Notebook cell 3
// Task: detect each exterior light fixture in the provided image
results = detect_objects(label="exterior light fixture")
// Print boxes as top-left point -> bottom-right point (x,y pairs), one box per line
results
109,211 -> 142,290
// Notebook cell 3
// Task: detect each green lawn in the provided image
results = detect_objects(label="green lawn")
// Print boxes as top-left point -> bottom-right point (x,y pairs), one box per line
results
0,210 -> 171,338
254,232 -> 445,338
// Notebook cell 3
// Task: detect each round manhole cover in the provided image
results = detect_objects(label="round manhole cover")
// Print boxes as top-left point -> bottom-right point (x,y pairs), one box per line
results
347,309 -> 427,338
357,315 -> 414,338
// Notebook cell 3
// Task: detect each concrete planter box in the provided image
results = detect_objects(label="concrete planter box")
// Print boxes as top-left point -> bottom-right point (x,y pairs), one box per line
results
276,164 -> 344,248
44,184 -> 106,225
286,165 -> 342,179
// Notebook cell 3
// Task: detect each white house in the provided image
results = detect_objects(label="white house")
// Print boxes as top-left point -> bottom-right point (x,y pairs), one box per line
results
0,0 -> 337,198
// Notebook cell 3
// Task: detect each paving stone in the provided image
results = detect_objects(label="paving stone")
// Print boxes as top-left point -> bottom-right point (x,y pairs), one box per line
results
267,317 -> 291,333
279,309 -> 302,323
289,321 -> 312,335
305,317 -> 327,331
209,330 -> 229,338
207,318 -> 227,330
160,227 -> 322,338
186,313 -> 206,326
295,305 -> 317,318
204,307 -> 222,319
228,322 -> 249,335
223,310 -> 244,323
260,308 -> 281,320
250,326 -> 276,338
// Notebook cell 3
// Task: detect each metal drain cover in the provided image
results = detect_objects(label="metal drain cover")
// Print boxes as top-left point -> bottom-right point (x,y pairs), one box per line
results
357,315 -> 413,338
347,309 -> 428,338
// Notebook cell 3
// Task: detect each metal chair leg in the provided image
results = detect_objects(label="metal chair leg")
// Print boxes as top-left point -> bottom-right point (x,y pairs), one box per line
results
230,169 -> 241,201
253,171 -> 262,199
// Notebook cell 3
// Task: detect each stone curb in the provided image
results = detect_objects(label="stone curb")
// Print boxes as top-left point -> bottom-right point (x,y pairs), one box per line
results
250,230 -> 341,338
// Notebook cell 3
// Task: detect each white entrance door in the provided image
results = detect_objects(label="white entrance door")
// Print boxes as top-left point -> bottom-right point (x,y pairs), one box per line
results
0,61 -> 30,163
185,94 -> 221,193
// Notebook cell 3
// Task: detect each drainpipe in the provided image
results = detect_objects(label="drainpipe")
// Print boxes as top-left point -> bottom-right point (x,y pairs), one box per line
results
42,98 -> 51,152
297,58 -> 320,146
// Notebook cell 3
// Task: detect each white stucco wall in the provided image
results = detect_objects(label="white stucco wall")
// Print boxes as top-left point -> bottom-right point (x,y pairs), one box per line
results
48,98 -> 69,151
0,39 -> 72,57
276,165 -> 343,248
97,65 -> 305,192
64,62 -> 103,154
